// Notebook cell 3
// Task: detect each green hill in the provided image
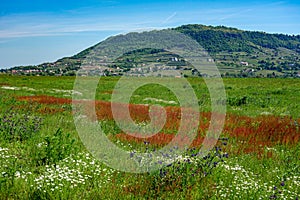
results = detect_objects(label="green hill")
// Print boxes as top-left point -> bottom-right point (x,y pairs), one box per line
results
5,24 -> 300,77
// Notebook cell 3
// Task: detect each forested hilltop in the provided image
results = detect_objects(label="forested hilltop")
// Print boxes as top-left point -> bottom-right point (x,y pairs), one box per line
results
3,24 -> 300,78
175,24 -> 300,53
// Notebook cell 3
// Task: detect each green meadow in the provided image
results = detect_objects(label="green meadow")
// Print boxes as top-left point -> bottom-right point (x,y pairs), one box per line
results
0,74 -> 299,199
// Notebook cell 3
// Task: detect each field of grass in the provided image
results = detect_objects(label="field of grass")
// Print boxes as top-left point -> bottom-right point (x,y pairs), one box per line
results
0,74 -> 299,199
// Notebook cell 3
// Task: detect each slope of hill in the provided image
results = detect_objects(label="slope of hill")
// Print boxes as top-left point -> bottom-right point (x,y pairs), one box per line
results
174,25 -> 300,77
4,24 -> 300,77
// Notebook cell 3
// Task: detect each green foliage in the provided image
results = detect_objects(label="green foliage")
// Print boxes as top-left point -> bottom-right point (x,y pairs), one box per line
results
0,148 -> 19,198
30,129 -> 77,166
228,96 -> 248,106
147,144 -> 228,198
213,144 -> 300,199
0,75 -> 299,199
0,111 -> 42,142
175,24 -> 300,53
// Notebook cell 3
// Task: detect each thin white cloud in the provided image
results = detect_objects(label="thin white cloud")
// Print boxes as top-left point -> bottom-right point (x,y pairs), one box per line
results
219,9 -> 253,21
162,12 -> 177,24
0,12 -> 170,39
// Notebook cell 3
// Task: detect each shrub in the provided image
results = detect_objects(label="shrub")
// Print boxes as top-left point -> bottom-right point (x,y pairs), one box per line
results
30,128 -> 77,166
0,111 -> 42,142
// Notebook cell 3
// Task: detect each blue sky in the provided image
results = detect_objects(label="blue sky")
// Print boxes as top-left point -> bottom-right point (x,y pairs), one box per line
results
0,0 -> 300,68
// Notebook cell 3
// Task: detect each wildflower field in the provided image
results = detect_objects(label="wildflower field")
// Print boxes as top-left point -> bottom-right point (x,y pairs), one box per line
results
0,75 -> 299,199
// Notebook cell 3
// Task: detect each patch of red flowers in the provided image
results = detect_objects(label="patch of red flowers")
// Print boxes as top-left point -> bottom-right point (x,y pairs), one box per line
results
18,95 -> 71,104
18,95 -> 299,155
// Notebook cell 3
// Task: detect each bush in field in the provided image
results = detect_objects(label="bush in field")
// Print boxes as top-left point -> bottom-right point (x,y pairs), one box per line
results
151,144 -> 227,193
126,139 -> 229,198
30,129 -> 77,166
0,111 -> 42,142
227,96 -> 248,106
